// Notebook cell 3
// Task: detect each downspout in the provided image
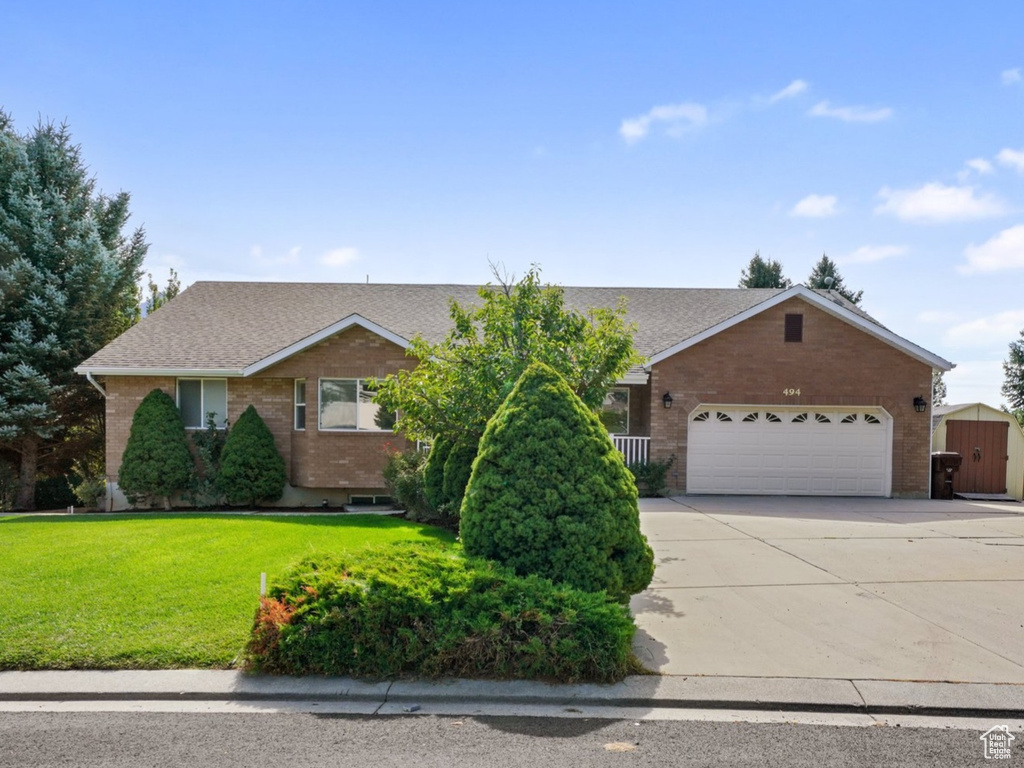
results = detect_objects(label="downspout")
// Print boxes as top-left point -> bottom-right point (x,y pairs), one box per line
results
84,372 -> 114,512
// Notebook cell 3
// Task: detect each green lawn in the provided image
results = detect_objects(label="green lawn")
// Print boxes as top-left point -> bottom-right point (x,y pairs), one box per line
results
0,513 -> 455,670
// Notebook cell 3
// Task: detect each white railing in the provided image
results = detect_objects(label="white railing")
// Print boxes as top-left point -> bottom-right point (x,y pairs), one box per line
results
612,435 -> 649,465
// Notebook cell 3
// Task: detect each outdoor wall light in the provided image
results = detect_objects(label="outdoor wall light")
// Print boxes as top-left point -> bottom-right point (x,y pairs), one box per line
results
913,396 -> 927,413
662,392 -> 673,409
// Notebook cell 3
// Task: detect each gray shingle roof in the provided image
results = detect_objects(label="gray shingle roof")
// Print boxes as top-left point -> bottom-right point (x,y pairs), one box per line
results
76,281 -> 876,372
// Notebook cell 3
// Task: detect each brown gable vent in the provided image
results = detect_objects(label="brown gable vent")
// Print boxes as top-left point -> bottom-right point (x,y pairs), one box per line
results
784,313 -> 803,343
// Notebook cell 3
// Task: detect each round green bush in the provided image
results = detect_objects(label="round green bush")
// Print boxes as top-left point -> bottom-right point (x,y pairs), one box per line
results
217,404 -> 286,506
460,362 -> 654,602
118,389 -> 194,508
247,542 -> 639,682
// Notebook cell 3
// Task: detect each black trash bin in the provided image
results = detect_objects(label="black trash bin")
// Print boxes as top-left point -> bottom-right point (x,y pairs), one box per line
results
931,452 -> 962,500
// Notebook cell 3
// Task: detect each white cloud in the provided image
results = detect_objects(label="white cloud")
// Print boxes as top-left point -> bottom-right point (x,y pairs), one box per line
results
1002,68 -> 1022,86
790,194 -> 837,218
997,147 -> 1024,173
619,102 -> 708,143
944,309 -> 1024,348
917,310 -> 961,324
967,157 -> 994,175
945,359 -> 1007,406
808,100 -> 892,123
320,247 -> 360,267
839,244 -> 907,264
959,224 -> 1024,273
769,80 -> 808,103
875,183 -> 1008,222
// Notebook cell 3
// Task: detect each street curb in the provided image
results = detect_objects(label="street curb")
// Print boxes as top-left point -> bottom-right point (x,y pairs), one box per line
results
2,671 -> 1023,718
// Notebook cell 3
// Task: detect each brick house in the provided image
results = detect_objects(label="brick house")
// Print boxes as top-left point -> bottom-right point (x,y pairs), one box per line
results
76,282 -> 952,508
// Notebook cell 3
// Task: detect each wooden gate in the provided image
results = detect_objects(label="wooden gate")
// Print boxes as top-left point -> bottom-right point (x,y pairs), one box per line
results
946,420 -> 1009,494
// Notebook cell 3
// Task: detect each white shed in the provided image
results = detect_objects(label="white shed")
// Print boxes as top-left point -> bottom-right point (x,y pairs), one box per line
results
931,403 -> 1024,501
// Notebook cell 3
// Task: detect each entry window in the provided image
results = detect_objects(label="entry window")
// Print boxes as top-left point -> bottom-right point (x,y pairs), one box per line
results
177,379 -> 227,429
785,313 -> 804,343
319,378 -> 395,431
599,388 -> 630,434
294,380 -> 306,430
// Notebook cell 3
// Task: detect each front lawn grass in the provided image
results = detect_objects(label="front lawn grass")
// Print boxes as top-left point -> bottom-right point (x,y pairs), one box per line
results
0,513 -> 454,670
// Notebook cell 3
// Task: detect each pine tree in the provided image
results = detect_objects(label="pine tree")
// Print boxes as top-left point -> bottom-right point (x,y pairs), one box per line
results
1003,330 -> 1024,414
806,254 -> 863,304
217,405 -> 286,507
118,389 -> 194,509
0,112 -> 146,508
460,363 -> 654,602
738,251 -> 791,288
932,371 -> 948,407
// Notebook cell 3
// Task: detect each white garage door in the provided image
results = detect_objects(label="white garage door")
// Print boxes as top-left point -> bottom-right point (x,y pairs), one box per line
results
687,407 -> 892,496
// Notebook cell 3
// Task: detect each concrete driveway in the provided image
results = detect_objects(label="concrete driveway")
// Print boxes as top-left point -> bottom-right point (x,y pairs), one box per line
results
632,496 -> 1024,683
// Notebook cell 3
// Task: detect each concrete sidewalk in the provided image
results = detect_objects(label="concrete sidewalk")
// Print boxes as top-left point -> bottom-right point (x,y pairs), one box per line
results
2,670 -> 1023,719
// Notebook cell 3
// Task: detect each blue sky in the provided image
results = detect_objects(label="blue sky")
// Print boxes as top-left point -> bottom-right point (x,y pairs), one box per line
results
3,2 -> 1023,406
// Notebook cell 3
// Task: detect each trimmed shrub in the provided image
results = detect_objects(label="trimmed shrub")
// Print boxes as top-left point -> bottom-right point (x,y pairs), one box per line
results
422,437 -> 452,511
217,405 -> 286,507
118,389 -> 194,509
381,447 -> 431,520
627,456 -> 674,498
246,542 -> 639,683
34,475 -> 77,509
460,363 -> 654,602
440,437 -> 477,517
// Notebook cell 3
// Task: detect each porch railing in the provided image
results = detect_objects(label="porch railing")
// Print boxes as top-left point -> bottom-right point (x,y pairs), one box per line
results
611,435 -> 649,465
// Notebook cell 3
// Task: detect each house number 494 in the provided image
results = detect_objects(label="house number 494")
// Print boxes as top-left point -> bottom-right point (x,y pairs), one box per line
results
783,388 -> 801,396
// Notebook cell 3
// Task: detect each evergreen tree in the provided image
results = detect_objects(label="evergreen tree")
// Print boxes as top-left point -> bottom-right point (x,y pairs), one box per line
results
0,112 -> 146,508
1003,330 -> 1024,414
806,254 -> 863,304
738,251 -> 791,288
460,363 -> 654,602
217,405 -> 286,507
422,437 -> 451,511
932,371 -> 948,407
440,438 -> 477,516
118,389 -> 194,509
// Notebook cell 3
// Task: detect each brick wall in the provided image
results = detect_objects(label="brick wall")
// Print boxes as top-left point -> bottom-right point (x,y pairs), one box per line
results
256,325 -> 415,489
649,298 -> 933,497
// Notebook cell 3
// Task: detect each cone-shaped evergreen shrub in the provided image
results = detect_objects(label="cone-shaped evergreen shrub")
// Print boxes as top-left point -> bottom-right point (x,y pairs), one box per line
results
441,438 -> 477,515
460,363 -> 654,602
217,405 -> 286,506
118,389 -> 194,509
423,437 -> 452,511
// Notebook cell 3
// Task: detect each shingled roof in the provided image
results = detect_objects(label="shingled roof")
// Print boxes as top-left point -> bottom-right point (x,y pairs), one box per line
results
77,281 -> 949,375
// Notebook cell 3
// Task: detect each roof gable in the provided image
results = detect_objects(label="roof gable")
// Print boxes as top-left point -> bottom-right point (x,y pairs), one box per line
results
645,285 -> 953,371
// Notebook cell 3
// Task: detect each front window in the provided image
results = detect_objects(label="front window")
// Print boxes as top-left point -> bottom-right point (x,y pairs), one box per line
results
319,378 -> 395,431
599,387 -> 629,434
294,379 -> 306,430
177,379 -> 227,429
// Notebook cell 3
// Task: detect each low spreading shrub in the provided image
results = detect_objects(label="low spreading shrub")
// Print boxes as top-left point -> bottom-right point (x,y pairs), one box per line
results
627,456 -> 674,497
246,542 -> 640,683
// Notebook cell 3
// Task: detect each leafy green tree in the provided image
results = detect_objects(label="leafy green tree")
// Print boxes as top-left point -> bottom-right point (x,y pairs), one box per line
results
0,112 -> 146,509
217,405 -> 286,507
806,254 -> 863,304
1003,330 -> 1024,417
144,268 -> 181,315
738,251 -> 791,288
460,363 -> 654,602
374,264 -> 642,449
932,371 -> 948,407
118,389 -> 194,509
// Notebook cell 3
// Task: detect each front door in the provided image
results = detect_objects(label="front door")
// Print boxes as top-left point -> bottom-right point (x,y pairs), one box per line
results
946,420 -> 1009,494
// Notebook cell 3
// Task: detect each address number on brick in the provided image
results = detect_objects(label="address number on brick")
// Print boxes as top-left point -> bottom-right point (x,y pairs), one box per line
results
782,388 -> 801,396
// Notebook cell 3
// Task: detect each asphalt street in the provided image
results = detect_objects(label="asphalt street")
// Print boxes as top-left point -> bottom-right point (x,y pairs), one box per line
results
0,712 -> 997,768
